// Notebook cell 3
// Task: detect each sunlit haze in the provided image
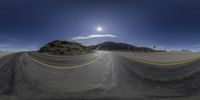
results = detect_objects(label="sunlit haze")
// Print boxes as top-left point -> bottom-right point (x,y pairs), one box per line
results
97,27 -> 102,32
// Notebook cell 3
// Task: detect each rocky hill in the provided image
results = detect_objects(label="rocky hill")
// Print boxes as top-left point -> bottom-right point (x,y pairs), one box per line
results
38,40 -> 90,55
89,41 -> 154,52
38,40 -> 155,55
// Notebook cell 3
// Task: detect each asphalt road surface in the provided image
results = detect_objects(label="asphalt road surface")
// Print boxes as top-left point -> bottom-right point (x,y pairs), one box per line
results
1,51 -> 200,100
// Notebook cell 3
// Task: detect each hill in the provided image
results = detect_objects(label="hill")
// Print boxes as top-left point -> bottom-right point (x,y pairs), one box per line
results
38,40 -> 90,55
89,41 -> 154,52
38,41 -> 155,55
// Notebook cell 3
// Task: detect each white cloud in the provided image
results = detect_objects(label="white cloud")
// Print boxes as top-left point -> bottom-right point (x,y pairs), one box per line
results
72,34 -> 117,40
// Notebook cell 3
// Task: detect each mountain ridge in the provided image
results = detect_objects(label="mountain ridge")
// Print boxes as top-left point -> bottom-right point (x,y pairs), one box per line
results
38,40 -> 90,55
89,41 -> 154,52
38,40 -> 155,55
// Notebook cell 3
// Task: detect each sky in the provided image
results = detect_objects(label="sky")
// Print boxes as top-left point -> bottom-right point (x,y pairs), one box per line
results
1,0 -> 200,51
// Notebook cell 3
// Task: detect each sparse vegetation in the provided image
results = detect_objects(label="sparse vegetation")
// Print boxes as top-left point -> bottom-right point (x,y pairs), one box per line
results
0,52 -> 13,58
38,40 -> 90,55
38,40 -> 155,55
89,41 -> 155,52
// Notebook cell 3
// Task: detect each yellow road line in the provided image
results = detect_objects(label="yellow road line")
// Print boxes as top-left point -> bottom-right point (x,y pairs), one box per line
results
119,54 -> 200,66
26,52 -> 103,69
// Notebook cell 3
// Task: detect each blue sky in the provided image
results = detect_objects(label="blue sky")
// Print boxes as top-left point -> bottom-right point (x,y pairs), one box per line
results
1,0 -> 200,51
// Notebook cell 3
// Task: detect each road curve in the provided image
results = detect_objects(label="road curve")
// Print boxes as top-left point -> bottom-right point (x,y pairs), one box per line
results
1,51 -> 200,99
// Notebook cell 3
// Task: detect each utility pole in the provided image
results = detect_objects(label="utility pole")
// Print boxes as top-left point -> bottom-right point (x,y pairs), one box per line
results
153,45 -> 156,49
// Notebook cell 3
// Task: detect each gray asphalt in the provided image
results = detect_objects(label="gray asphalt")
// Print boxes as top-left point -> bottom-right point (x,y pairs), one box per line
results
1,51 -> 200,100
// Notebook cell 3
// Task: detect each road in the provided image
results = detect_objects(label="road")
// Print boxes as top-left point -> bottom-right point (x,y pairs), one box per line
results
1,51 -> 200,100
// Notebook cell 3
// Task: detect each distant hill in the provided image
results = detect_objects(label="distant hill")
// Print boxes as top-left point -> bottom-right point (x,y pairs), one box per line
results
38,40 -> 90,55
89,41 -> 154,52
38,40 -> 155,55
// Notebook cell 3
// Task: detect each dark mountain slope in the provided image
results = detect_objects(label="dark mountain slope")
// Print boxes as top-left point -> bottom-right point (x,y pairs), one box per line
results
89,41 -> 154,52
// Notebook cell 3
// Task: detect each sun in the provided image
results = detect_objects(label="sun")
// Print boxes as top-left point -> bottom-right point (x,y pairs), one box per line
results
97,27 -> 102,32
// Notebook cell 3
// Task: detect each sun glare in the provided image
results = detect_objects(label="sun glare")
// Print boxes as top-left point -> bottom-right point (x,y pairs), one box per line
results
97,27 -> 102,32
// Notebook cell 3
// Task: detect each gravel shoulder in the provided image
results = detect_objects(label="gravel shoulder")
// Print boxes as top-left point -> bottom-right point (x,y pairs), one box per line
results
0,52 -> 14,58
115,51 -> 200,63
